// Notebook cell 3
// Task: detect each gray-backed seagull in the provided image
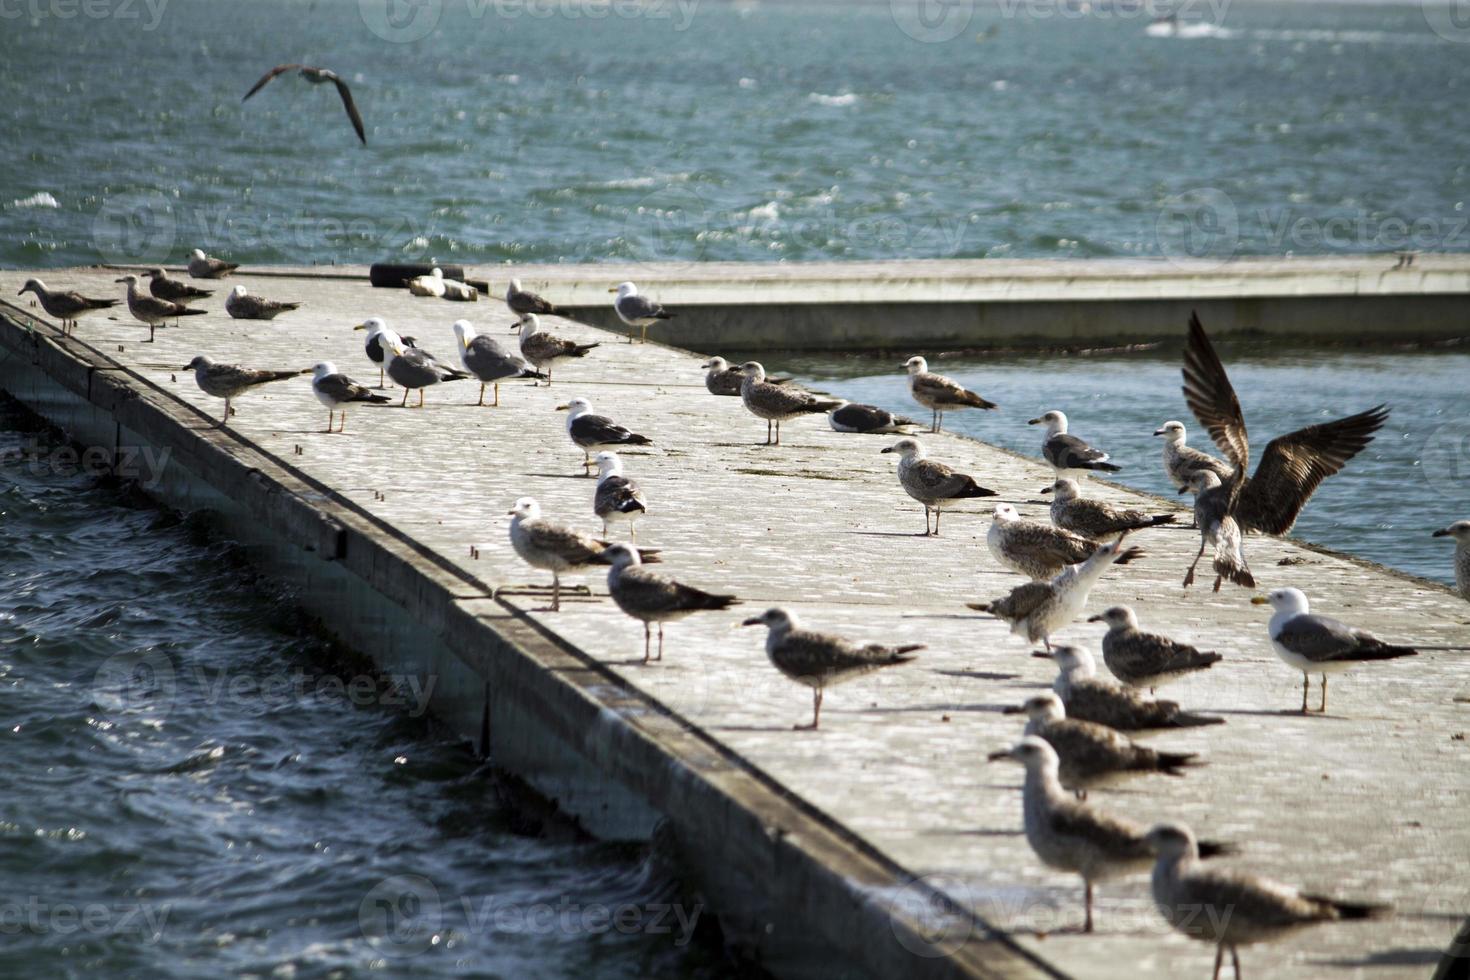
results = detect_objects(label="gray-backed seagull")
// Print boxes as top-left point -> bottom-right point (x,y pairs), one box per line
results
603,544 -> 739,663
353,317 -> 417,388
242,64 -> 367,144
1264,587 -> 1418,713
831,402 -> 921,434
225,285 -> 300,320
358,320 -> 468,407
144,268 -> 212,303
452,319 -> 545,406
610,281 -> 675,343
559,397 -> 653,473
593,451 -> 647,538
506,277 -> 561,318
1028,410 -> 1120,475
310,361 -> 389,433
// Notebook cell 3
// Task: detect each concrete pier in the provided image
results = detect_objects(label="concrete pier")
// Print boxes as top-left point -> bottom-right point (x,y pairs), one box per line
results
2,265 -> 1468,979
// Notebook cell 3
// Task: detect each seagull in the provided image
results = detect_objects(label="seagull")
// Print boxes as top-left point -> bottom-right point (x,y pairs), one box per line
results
242,64 -> 366,145
1433,520 -> 1470,601
359,321 -> 468,407
1153,419 -> 1232,492
1088,605 -> 1222,693
1264,587 -> 1418,713
187,248 -> 239,279
558,398 -> 653,474
830,402 -> 921,434
741,608 -> 920,730
144,268 -> 212,303
1002,692 -> 1202,796
184,355 -> 304,427
1181,469 -> 1254,592
986,737 -> 1233,934
880,437 -> 997,535
593,451 -> 647,538
1146,822 -> 1387,980
736,361 -> 841,445
1038,645 -> 1225,730
406,268 -> 447,298
1028,410 -> 1120,476
701,356 -> 792,396
352,317 -> 417,388
15,279 -> 118,336
602,544 -> 739,663
610,281 -> 675,343
986,503 -> 1101,581
506,277 -> 561,318
1182,312 -> 1389,535
506,497 -> 658,611
451,320 -> 545,406
115,274 -> 205,342
310,361 -> 389,433
1042,478 -> 1176,538
902,355 -> 996,433
516,313 -> 598,385
968,539 -> 1145,649
225,285 -> 301,321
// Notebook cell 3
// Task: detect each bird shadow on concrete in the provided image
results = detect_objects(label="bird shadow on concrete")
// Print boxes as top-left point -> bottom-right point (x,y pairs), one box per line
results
924,827 -> 1025,839
708,723 -> 810,733
934,669 -> 1022,683
524,472 -> 595,480
847,529 -> 934,538
1212,708 -> 1353,720
1312,949 -> 1445,969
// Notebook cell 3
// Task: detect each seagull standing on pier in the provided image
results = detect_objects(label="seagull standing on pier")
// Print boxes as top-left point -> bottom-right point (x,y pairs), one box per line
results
516,314 -> 598,385
968,539 -> 1144,649
1042,478 -> 1176,538
184,355 -> 305,427
1146,822 -> 1387,980
602,544 -> 739,663
1038,645 -> 1224,730
505,497 -> 659,612
1264,587 -> 1418,713
451,320 -> 545,406
310,361 -> 389,433
145,268 -> 212,303
242,64 -> 367,144
353,317 -> 417,389
1432,520 -> 1470,602
610,281 -> 675,343
1088,605 -> 1222,693
1181,469 -> 1254,592
359,321 -> 468,407
987,737 -> 1233,934
987,503 -> 1100,581
741,608 -> 920,730
506,277 -> 561,318
902,355 -> 996,433
736,362 -> 841,445
187,248 -> 239,279
1028,410 -> 1120,476
225,285 -> 301,320
880,437 -> 997,535
116,274 -> 206,342
16,279 -> 118,336
559,397 -> 653,473
701,356 -> 755,396
593,452 -> 647,538
1153,420 -> 1232,492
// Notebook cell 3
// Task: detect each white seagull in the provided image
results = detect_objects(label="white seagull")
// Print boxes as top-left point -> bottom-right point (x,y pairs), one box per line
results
1264,587 -> 1418,713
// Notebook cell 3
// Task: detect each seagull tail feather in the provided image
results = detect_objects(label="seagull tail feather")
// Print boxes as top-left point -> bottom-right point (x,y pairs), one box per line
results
1197,839 -> 1239,859
1307,897 -> 1391,921
961,390 -> 998,410
1171,710 -> 1226,728
1156,751 -> 1203,776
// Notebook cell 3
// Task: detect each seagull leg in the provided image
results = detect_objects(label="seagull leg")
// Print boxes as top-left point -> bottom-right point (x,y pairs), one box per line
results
551,572 -> 561,612
656,623 -> 664,661
1083,881 -> 1094,933
492,382 -> 500,406
477,383 -> 486,406
1183,541 -> 1205,588
643,622 -> 651,664
1320,675 -> 1328,713
934,506 -> 942,536
338,411 -> 348,434
400,388 -> 409,408
1228,944 -> 1240,980
417,389 -> 425,408
324,410 -> 333,434
378,367 -> 385,389
1211,945 -> 1224,980
219,398 -> 231,428
1301,673 -> 1310,713
764,420 -> 773,445
148,323 -> 156,343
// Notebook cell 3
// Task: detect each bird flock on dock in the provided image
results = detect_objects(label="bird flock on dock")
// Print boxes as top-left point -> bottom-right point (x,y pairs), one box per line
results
17,259 -> 1470,977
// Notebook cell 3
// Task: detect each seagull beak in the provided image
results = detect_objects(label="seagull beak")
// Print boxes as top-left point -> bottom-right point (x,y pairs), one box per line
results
1039,486 -> 1052,495
1433,528 -> 1450,537
1177,485 -> 1191,495
1152,428 -> 1166,436
880,446 -> 894,454
740,617 -> 763,627
114,277 -> 128,283
1249,595 -> 1270,605
607,287 -> 618,293
555,403 -> 569,412
985,749 -> 1012,763
1030,650 -> 1054,660
1000,705 -> 1025,715
1086,614 -> 1103,623
1026,417 -> 1042,425
352,322 -> 368,331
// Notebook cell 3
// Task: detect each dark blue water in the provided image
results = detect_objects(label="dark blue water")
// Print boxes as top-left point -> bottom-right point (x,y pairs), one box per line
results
0,398 -> 720,978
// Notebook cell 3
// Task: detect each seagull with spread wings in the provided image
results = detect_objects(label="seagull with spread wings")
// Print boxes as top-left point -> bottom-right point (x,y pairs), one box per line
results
1182,312 -> 1389,535
242,64 -> 367,145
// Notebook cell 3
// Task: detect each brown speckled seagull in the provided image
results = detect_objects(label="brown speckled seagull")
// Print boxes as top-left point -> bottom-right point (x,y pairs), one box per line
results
881,437 -> 997,535
902,355 -> 996,432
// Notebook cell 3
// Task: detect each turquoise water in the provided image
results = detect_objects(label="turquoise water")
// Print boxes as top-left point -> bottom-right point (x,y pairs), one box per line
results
0,399 -> 719,978
3,0 -> 1470,267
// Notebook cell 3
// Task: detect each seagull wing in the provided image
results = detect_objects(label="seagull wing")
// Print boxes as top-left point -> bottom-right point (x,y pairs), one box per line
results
572,414 -> 637,445
330,75 -> 367,144
1273,614 -> 1359,663
617,294 -> 665,320
1181,312 -> 1251,473
243,64 -> 302,101
1236,405 -> 1389,535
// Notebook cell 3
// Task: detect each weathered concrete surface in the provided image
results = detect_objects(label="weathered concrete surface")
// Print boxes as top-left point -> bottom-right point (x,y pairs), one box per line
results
3,266 -> 1469,979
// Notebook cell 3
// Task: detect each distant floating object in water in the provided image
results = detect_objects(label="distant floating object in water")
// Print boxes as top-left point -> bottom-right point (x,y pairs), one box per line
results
242,64 -> 367,145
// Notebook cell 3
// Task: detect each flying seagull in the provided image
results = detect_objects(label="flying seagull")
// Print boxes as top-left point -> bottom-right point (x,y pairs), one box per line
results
1182,312 -> 1388,535
116,274 -> 205,342
506,277 -> 561,318
610,281 -> 675,343
602,544 -> 739,663
559,397 -> 653,473
145,268 -> 212,303
451,320 -> 545,406
225,285 -> 301,321
185,355 -> 304,427
968,539 -> 1144,650
1028,410 -> 1120,475
505,497 -> 658,611
1433,520 -> 1470,601
1002,692 -> 1202,796
1088,605 -> 1221,693
1146,822 -> 1387,980
353,317 -> 417,388
516,314 -> 598,385
986,503 -> 1101,582
902,355 -> 996,433
829,402 -> 921,434
1264,587 -> 1418,713
741,608 -> 920,730
986,737 -> 1233,934
1042,478 -> 1176,538
1037,645 -> 1225,730
1181,469 -> 1254,592
16,279 -> 118,336
187,248 -> 239,279
310,361 -> 389,433
736,361 -> 841,445
1153,419 -> 1232,492
880,437 -> 997,535
593,451 -> 647,538
242,64 -> 366,145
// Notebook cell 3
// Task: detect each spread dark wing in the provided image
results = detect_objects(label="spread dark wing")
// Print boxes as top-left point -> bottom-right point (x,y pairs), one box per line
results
1181,312 -> 1250,472
243,64 -> 300,100
1236,406 -> 1389,535
330,77 -> 367,144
